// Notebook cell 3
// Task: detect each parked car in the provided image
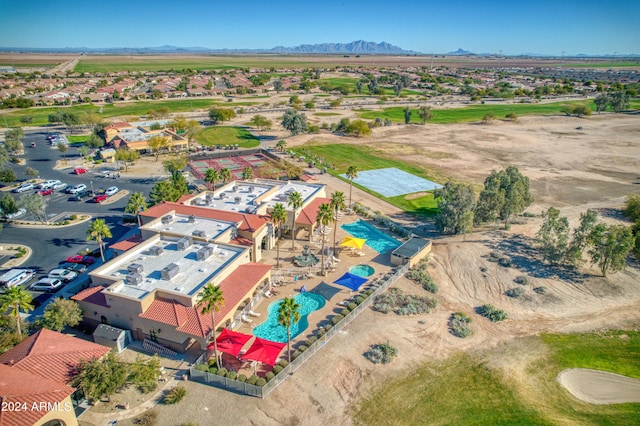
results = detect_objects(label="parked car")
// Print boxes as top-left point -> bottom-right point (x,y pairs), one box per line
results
93,194 -> 108,203
73,168 -> 88,175
12,183 -> 34,193
66,184 -> 87,194
46,133 -> 61,141
57,262 -> 88,273
38,189 -> 54,196
48,268 -> 78,283
70,190 -> 92,201
6,208 -> 26,220
0,269 -> 36,288
38,180 -> 61,189
105,186 -> 119,196
52,182 -> 67,190
31,278 -> 64,292
66,255 -> 97,265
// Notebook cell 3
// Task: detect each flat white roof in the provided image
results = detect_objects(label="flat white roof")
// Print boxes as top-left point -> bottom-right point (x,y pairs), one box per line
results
262,180 -> 323,209
100,236 -> 244,300
146,213 -> 235,240
188,182 -> 273,214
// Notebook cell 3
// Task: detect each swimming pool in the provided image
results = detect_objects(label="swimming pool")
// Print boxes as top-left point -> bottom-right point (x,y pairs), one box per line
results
349,264 -> 375,277
341,220 -> 402,253
252,292 -> 326,343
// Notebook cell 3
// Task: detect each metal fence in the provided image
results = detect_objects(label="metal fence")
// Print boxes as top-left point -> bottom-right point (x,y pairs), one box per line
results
189,263 -> 410,398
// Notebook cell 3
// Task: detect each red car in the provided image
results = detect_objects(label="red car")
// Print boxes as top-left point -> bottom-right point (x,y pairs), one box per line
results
38,189 -> 54,196
73,168 -> 88,175
66,255 -> 97,265
93,194 -> 108,203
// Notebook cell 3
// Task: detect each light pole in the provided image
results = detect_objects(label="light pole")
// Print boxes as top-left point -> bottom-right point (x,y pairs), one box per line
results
90,180 -> 94,195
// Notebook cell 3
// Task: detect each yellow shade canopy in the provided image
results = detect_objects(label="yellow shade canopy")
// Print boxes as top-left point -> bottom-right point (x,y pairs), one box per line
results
339,236 -> 366,249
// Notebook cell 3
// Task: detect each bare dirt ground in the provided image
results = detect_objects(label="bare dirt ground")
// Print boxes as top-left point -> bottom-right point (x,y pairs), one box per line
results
84,113 -> 640,425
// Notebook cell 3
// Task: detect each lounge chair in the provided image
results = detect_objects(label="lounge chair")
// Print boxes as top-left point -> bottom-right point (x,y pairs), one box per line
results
332,256 -> 341,262
356,251 -> 366,257
241,314 -> 253,324
249,310 -> 261,317
265,290 -> 273,298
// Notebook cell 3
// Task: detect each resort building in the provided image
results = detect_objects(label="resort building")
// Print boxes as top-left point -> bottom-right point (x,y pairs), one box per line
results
0,329 -> 110,426
104,121 -> 187,152
390,237 -> 432,267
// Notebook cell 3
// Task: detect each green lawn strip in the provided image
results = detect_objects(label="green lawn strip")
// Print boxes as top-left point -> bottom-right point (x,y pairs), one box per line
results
352,353 -> 549,426
194,126 -> 259,148
292,143 -> 438,216
358,100 -> 604,124
66,135 -> 90,144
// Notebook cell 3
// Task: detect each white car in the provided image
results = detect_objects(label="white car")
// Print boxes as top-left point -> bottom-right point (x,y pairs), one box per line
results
31,278 -> 64,292
105,186 -> 119,196
66,184 -> 87,194
12,183 -> 34,193
39,180 -> 60,189
52,182 -> 67,190
48,268 -> 78,283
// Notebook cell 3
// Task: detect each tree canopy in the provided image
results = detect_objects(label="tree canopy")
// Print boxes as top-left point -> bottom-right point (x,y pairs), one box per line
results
281,109 -> 308,135
475,166 -> 533,228
435,182 -> 476,234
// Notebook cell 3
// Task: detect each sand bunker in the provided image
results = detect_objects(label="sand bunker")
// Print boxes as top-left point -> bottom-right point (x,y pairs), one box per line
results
557,368 -> 640,404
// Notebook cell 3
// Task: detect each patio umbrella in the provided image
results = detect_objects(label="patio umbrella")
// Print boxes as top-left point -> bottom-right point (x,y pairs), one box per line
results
208,328 -> 253,357
333,272 -> 368,291
241,337 -> 286,367
310,281 -> 341,301
340,236 -> 366,249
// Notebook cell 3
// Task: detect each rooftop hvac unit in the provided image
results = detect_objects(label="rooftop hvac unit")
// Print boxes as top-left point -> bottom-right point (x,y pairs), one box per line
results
232,185 -> 238,192
248,186 -> 254,193
196,245 -> 214,260
149,246 -> 164,256
188,215 -> 196,223
219,192 -> 227,199
127,263 -> 143,274
234,197 -> 241,205
126,273 -> 142,285
161,263 -> 180,280
161,215 -> 173,224
192,229 -> 206,238
177,237 -> 192,250
191,200 -> 198,206
206,193 -> 214,202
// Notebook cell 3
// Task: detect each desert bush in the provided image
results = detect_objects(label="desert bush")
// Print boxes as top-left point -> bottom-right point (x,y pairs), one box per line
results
448,312 -> 472,338
226,371 -> 237,380
364,289 -> 374,296
163,386 -> 186,404
488,251 -> 502,261
533,286 -> 548,294
134,410 -> 158,425
478,304 -> 508,322
273,365 -> 283,375
332,314 -> 344,325
316,328 -> 326,337
238,374 -> 247,383
305,336 -> 317,346
498,257 -> 512,268
340,308 -> 350,316
505,287 -> 525,298
523,212 -> 536,218
277,359 -> 289,368
514,275 -> 529,285
265,371 -> 275,381
298,345 -> 308,352
480,266 -> 488,273
255,378 -> 267,387
372,288 -> 438,315
355,296 -> 365,304
364,342 -> 398,364
347,302 -> 357,311
292,350 -> 302,360
216,367 -> 228,377
324,324 -> 333,332
247,374 -> 259,385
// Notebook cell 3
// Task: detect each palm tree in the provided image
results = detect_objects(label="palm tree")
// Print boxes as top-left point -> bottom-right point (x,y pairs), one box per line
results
277,297 -> 301,364
316,203 -> 335,274
86,218 -> 112,262
0,286 -> 33,337
241,167 -> 254,180
124,192 -> 148,228
287,191 -> 303,250
220,168 -> 232,185
204,168 -> 220,192
276,139 -> 287,152
270,203 -> 287,268
346,166 -> 359,208
197,283 -> 225,365
330,191 -> 346,248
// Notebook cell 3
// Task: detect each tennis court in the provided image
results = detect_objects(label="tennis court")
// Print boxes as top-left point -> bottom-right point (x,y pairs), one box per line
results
340,167 -> 442,197
189,153 -> 277,181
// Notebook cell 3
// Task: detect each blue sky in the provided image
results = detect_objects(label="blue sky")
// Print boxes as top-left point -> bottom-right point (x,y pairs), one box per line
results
1,0 -> 638,55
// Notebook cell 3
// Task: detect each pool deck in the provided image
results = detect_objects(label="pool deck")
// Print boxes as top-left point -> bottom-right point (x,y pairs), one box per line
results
228,216 -> 399,377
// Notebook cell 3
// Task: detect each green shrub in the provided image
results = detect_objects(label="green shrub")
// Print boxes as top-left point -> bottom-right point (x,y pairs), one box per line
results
247,374 -> 259,385
195,364 -> 208,372
480,266 -> 488,273
277,359 -> 289,368
273,365 -> 283,375
533,286 -> 548,294
238,374 -> 248,383
226,371 -> 237,380
372,288 -> 438,315
298,344 -> 308,352
95,159 -> 103,164
448,312 -> 472,338
341,308 -> 350,316
255,378 -> 267,387
265,371 -> 275,381
324,324 -> 333,332
514,275 -> 529,285
505,287 -> 525,298
70,214 -> 78,220
162,386 -> 186,404
364,289 -> 374,296
292,350 -> 302,360
523,212 -> 536,218
216,367 -> 228,377
478,304 -> 508,322
208,367 -> 217,375
364,342 -> 398,364
134,410 -> 158,425
207,358 -> 218,368
331,314 -> 344,325
317,328 -> 326,337
488,251 -> 502,261
347,302 -> 357,311
498,257 -> 512,268
305,336 -> 317,346
355,296 -> 365,304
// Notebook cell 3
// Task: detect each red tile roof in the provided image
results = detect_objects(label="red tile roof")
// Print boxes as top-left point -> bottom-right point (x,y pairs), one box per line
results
142,202 -> 268,232
71,285 -> 109,307
110,235 -> 142,252
139,263 -> 271,338
0,364 -> 74,426
0,329 -> 111,385
296,197 -> 331,225
105,122 -> 131,130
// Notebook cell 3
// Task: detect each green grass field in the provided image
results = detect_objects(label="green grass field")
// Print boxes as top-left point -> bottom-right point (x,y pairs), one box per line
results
194,126 -> 259,148
66,135 -> 90,144
562,61 -> 640,68
353,331 -> 640,425
292,144 -> 438,216
317,77 -> 422,96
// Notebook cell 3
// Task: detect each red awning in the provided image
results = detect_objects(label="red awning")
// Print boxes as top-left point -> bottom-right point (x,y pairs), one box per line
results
207,328 -> 253,357
241,337 -> 286,367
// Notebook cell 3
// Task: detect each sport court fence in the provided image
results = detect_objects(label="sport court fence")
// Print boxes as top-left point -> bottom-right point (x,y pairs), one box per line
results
189,263 -> 409,398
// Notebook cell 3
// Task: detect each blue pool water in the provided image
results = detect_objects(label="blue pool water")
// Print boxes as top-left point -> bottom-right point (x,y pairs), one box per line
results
252,293 -> 326,343
341,220 -> 402,253
349,264 -> 375,277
